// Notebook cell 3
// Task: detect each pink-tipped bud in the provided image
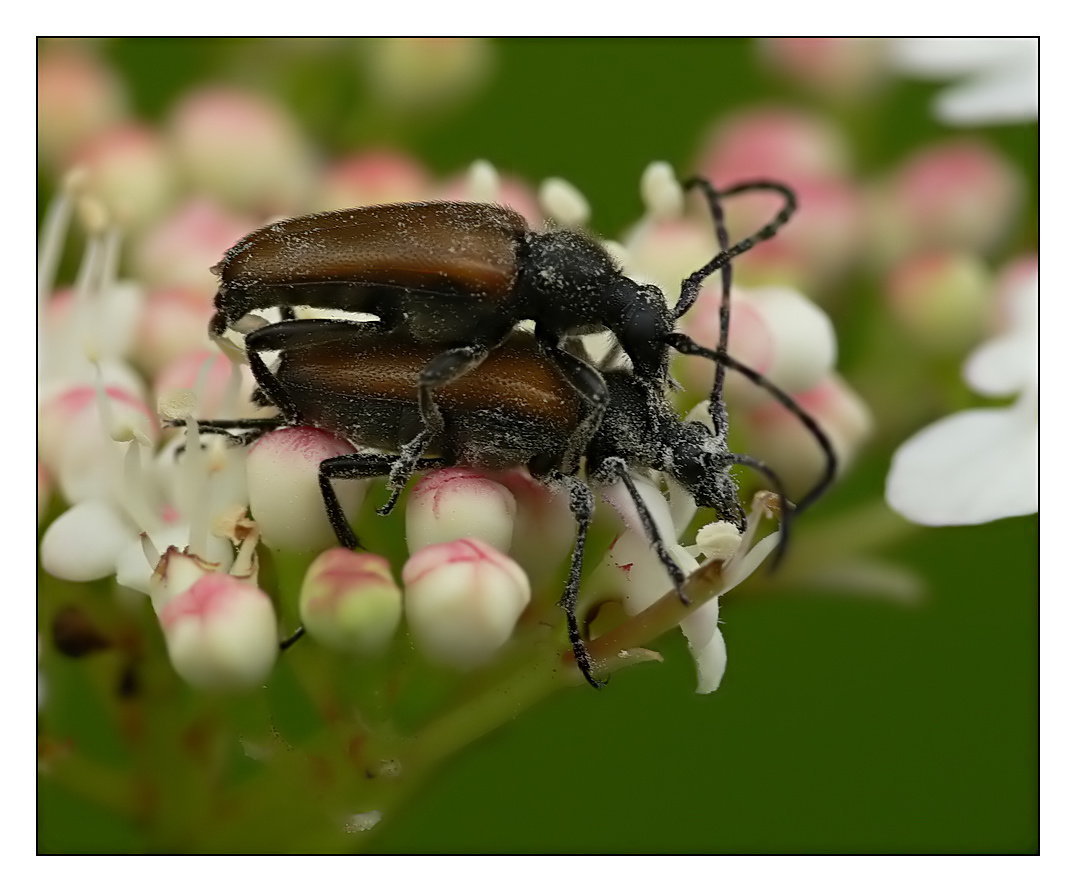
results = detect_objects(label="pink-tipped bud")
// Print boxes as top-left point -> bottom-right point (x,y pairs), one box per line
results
37,46 -> 126,168
870,139 -> 1024,263
133,198 -> 255,293
402,538 -> 530,668
168,87 -> 312,214
38,384 -> 158,504
758,38 -> 887,100
153,350 -> 259,420
885,250 -> 992,353
315,151 -> 431,212
71,124 -> 177,230
741,374 -> 873,500
247,427 -> 369,553
676,284 -> 836,406
622,217 -> 718,305
360,38 -> 493,112
490,469 -> 576,585
135,289 -> 214,375
299,549 -> 403,654
406,468 -> 517,555
699,107 -> 852,183
155,550 -> 278,690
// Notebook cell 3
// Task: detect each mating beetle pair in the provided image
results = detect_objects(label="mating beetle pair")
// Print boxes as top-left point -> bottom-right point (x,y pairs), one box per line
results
195,175 -> 835,688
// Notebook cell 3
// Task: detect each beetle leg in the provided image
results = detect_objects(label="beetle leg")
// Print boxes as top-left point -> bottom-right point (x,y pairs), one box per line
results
542,471 -> 604,689
320,452 -> 448,546
535,331 -> 608,474
598,457 -> 689,606
378,343 -> 492,516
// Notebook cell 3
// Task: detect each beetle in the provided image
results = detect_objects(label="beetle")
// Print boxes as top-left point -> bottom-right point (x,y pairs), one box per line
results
188,319 -> 834,689
207,177 -> 797,512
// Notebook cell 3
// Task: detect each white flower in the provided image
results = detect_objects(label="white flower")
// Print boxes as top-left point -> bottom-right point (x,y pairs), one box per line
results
886,270 -> 1037,525
889,38 -> 1038,125
594,477 -> 780,694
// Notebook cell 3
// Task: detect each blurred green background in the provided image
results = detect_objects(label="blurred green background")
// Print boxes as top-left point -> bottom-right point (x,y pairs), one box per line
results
37,37 -> 1037,853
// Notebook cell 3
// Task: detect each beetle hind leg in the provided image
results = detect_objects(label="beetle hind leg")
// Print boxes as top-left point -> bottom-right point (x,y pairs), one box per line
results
378,343 -> 492,516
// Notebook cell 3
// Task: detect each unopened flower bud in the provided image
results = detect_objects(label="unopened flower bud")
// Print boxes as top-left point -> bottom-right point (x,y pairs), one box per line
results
300,550 -> 402,654
72,124 -> 177,230
869,139 -> 1023,263
742,374 -> 873,499
40,499 -> 133,582
677,284 -> 836,405
134,198 -> 254,293
885,250 -> 991,353
361,38 -> 493,112
406,468 -> 517,555
403,538 -> 530,668
37,46 -> 126,168
759,38 -> 886,101
157,564 -> 278,691
539,177 -> 590,228
169,87 -> 312,214
490,469 -> 575,585
640,161 -> 685,221
247,427 -> 370,553
315,151 -> 430,211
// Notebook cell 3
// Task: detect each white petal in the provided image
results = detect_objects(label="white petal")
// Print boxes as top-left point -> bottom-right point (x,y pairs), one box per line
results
963,330 -> 1036,397
40,500 -> 133,581
934,61 -> 1039,125
890,38 -> 1036,78
689,628 -> 728,695
886,408 -> 1038,525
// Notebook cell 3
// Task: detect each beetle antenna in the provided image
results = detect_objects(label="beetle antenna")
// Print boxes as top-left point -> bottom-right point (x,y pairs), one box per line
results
672,178 -> 797,321
665,333 -> 837,513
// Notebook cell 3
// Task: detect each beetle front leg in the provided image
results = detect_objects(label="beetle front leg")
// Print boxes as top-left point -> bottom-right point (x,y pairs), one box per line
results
320,452 -> 449,545
536,331 -> 608,475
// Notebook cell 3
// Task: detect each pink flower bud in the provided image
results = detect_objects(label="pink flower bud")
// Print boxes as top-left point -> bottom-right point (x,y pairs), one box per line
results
759,38 -> 887,100
622,217 -> 717,304
154,350 -> 261,420
133,198 -> 255,293
699,107 -> 852,184
299,550 -> 403,654
676,284 -> 836,406
38,384 -> 158,504
406,468 -> 517,555
247,427 -> 369,552
37,46 -> 126,168
885,250 -> 992,353
169,87 -> 312,214
870,139 -> 1023,263
741,375 -> 873,500
156,558 -> 278,690
489,469 -> 575,585
134,289 -> 214,375
71,124 -> 177,230
402,538 -> 530,668
315,151 -> 431,211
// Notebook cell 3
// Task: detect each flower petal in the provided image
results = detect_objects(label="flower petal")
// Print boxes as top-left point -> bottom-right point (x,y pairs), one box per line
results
933,61 -> 1039,125
886,407 -> 1037,525
40,499 -> 133,581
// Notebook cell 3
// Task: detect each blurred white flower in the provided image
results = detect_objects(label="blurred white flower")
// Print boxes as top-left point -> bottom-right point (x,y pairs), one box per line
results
886,270 -> 1037,525
890,38 -> 1038,125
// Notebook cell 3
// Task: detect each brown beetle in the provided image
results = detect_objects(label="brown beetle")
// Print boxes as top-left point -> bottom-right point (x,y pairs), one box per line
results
209,179 -> 798,511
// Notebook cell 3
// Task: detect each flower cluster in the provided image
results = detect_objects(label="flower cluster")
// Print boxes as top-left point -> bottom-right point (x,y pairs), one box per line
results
39,105 -> 853,697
